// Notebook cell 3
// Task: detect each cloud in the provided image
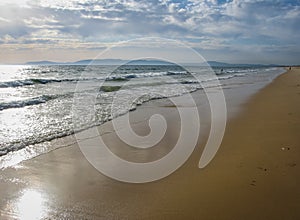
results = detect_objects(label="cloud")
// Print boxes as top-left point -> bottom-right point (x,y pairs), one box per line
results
0,0 -> 299,64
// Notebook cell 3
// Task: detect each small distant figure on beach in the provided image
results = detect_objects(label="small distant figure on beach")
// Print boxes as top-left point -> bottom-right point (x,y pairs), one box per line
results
289,66 -> 292,70
221,68 -> 224,74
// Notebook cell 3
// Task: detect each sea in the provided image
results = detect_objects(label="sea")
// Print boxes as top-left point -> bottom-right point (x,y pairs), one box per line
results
0,64 -> 285,166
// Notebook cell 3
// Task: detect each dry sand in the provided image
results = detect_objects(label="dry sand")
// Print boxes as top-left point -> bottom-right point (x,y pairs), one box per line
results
0,68 -> 299,219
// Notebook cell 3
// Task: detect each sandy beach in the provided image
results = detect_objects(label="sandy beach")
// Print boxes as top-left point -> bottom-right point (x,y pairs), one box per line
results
0,67 -> 299,219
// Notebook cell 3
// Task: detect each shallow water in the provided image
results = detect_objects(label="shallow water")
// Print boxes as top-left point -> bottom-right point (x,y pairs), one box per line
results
0,64 -> 284,160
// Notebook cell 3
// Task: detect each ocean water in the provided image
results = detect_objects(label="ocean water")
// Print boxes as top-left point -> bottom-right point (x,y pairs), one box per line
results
0,64 -> 284,159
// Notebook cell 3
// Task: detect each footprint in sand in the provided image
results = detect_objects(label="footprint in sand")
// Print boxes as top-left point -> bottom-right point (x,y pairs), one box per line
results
257,167 -> 268,172
287,163 -> 296,167
250,180 -> 256,186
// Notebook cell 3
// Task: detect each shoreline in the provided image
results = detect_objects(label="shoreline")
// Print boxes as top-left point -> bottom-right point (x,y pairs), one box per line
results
0,68 -> 299,219
0,67 -> 285,168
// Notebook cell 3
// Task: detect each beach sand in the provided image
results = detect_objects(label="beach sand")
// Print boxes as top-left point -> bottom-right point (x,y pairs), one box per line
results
0,68 -> 299,219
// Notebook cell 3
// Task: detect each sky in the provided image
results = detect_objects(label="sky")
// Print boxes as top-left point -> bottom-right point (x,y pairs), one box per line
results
0,0 -> 299,64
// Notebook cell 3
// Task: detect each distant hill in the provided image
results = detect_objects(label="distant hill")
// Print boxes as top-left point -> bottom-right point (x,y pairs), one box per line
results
74,59 -> 123,65
127,59 -> 174,65
26,59 -> 174,66
26,60 -> 63,65
73,59 -> 174,65
25,59 -> 280,67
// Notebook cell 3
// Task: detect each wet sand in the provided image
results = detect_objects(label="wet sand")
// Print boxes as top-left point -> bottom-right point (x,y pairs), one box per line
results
0,68 -> 299,219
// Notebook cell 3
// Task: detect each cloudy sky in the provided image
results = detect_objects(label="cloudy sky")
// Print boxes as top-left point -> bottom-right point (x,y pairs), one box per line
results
0,0 -> 299,64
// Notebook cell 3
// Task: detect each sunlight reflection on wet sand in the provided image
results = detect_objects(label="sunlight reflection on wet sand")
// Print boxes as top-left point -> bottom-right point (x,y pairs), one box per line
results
16,189 -> 48,220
